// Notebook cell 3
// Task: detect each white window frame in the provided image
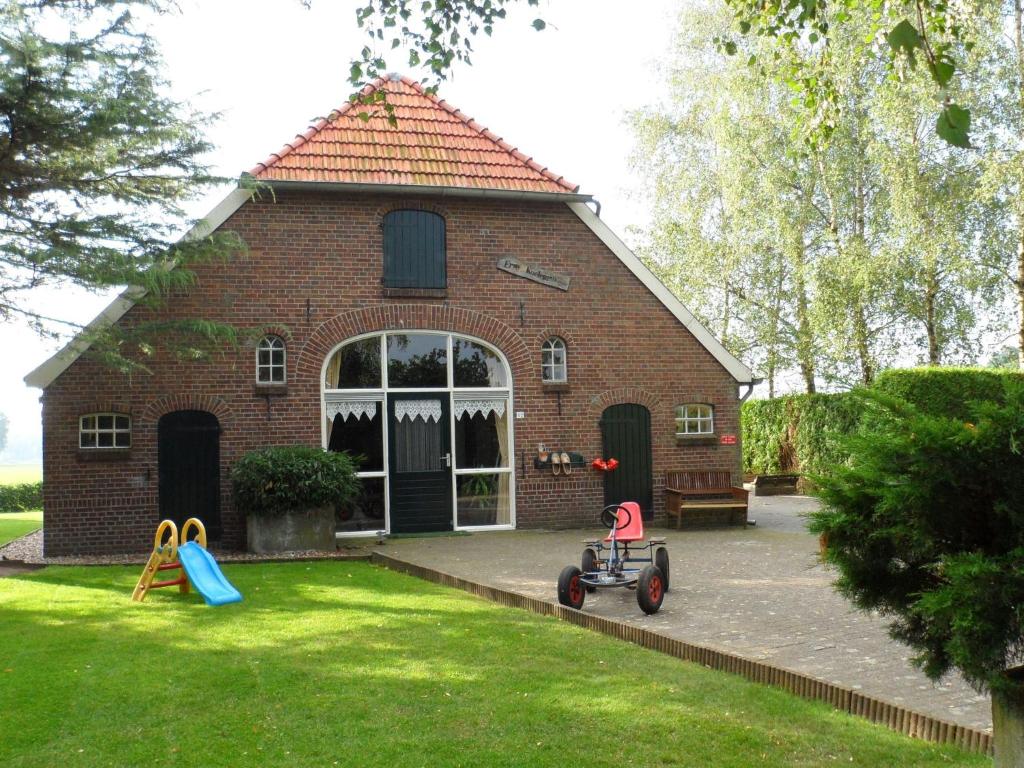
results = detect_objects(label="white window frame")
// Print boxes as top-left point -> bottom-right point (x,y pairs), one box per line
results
541,337 -> 567,383
256,335 -> 286,384
79,413 -> 131,449
675,404 -> 714,436
321,331 -> 515,537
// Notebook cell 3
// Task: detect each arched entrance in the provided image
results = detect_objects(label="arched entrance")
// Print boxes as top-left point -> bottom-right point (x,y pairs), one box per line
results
600,403 -> 653,521
322,331 -> 514,535
157,410 -> 222,538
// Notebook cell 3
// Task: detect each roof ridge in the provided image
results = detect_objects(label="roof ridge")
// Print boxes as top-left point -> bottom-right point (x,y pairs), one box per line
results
249,75 -> 578,193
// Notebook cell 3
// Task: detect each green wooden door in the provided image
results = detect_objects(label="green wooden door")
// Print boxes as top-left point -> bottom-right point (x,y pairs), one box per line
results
600,403 -> 653,521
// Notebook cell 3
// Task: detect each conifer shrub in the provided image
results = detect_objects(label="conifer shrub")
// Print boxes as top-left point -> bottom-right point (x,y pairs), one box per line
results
810,384 -> 1024,705
0,482 -> 43,512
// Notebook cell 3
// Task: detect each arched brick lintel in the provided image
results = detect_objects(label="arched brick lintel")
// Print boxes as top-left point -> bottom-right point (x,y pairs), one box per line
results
589,387 -> 662,421
139,394 -> 235,426
295,304 -> 532,379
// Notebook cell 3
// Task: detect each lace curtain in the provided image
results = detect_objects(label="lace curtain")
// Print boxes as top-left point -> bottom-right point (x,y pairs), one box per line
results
394,399 -> 443,423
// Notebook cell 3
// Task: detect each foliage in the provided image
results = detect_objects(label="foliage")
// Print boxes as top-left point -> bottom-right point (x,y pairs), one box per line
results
743,367 -> 1024,475
873,367 -> 1024,420
811,384 -> 1024,704
742,394 -> 863,476
1,0 -> 245,373
231,445 -> 359,517
0,481 -> 41,513
343,0 -> 543,108
0,562 -> 986,766
633,3 -> 1002,392
720,0 -> 984,147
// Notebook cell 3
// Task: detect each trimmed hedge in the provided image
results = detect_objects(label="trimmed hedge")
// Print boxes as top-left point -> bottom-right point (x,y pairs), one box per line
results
872,367 -> 1024,419
0,482 -> 43,512
742,367 -> 1024,476
742,394 -> 863,476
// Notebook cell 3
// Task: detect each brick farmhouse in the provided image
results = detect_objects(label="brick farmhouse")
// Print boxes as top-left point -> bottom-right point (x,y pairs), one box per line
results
26,76 -> 755,556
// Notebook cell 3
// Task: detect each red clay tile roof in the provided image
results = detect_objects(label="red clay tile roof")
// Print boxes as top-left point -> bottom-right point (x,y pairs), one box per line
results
249,75 -> 579,193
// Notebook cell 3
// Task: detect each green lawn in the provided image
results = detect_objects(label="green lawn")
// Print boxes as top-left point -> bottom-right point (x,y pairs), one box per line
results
0,563 -> 986,768
0,464 -> 42,485
0,510 -> 42,546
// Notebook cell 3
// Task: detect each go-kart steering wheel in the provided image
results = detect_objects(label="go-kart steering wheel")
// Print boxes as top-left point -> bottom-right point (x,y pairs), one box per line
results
600,504 -> 632,531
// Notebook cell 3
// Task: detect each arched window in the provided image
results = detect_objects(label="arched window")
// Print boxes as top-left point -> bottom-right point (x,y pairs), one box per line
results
256,335 -> 286,383
382,210 -> 446,289
541,337 -> 567,383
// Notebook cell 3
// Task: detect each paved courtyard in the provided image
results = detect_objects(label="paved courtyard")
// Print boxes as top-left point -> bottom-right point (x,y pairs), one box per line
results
374,494 -> 993,732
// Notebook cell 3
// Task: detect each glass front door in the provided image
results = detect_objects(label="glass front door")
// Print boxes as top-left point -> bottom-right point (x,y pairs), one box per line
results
387,393 -> 453,533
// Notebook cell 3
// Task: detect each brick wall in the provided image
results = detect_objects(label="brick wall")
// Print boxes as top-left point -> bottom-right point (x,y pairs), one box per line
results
40,191 -> 744,555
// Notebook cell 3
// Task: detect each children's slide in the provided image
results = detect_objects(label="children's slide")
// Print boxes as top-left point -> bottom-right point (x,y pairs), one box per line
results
177,542 -> 243,606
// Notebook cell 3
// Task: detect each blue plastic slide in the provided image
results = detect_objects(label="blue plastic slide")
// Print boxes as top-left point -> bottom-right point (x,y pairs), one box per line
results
177,541 -> 243,606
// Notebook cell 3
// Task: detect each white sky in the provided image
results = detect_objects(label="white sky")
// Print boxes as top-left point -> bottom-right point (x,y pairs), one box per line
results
0,0 -> 680,463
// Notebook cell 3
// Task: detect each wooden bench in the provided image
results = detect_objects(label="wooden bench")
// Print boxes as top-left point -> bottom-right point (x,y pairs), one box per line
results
663,470 -> 749,529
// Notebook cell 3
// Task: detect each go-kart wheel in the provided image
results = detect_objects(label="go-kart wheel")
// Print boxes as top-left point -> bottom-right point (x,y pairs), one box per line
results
655,547 -> 670,592
580,548 -> 598,593
600,504 -> 632,531
557,565 -> 586,609
637,565 -> 665,615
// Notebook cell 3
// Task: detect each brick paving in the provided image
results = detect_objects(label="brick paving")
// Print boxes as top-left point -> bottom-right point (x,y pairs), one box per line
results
376,494 -> 993,732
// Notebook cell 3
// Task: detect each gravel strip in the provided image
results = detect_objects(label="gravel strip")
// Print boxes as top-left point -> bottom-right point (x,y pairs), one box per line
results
0,529 -> 371,566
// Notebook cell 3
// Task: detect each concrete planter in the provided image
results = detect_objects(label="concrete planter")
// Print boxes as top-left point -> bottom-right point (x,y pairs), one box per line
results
993,668 -> 1024,767
246,507 -> 335,553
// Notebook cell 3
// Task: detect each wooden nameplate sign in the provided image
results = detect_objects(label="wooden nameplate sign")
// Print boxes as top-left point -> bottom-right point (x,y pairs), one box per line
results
497,257 -> 570,291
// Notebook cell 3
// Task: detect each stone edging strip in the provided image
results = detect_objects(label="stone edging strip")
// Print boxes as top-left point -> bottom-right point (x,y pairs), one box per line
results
370,551 -> 993,756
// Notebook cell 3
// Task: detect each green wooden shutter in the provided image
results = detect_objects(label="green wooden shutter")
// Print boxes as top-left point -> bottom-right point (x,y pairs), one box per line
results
383,210 -> 446,288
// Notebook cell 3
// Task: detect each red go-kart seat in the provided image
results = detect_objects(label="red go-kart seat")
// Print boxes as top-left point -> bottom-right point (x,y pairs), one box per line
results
604,502 -> 645,543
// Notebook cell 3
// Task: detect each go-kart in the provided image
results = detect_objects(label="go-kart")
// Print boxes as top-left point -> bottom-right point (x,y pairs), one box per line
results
557,502 -> 669,615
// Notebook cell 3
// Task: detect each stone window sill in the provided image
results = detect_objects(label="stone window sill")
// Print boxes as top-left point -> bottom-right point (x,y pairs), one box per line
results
77,448 -> 132,462
541,382 -> 570,394
675,434 -> 719,447
382,287 -> 448,299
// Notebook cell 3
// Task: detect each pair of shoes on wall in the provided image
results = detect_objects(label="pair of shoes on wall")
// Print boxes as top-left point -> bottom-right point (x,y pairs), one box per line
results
551,452 -> 572,476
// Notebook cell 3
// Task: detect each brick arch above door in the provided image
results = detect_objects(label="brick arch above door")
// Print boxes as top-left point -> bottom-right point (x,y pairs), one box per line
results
139,394 -> 235,427
295,304 -> 532,379
588,387 -> 662,422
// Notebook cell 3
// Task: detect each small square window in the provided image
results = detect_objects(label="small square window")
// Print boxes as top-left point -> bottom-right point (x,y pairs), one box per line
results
675,404 -> 714,436
79,413 -> 131,449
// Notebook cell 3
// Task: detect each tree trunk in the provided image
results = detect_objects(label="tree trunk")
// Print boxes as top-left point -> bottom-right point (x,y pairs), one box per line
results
925,272 -> 940,365
791,226 -> 816,394
852,303 -> 874,385
1016,0 -> 1024,369
1018,237 -> 1024,369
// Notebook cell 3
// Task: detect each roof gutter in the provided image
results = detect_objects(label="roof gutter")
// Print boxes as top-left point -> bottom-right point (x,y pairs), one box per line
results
245,177 -> 593,204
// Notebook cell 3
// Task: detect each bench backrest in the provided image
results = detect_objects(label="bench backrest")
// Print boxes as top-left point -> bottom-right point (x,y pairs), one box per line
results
665,470 -> 734,491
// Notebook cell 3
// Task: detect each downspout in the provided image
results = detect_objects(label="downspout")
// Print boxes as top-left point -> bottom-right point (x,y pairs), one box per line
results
739,378 -> 763,403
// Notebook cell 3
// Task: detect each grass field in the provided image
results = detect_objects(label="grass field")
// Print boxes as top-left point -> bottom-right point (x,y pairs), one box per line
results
0,510 -> 42,546
0,464 -> 42,485
0,562 -> 985,768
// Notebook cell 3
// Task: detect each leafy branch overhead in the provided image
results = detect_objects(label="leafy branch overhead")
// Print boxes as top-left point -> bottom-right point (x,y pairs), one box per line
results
342,0 -> 544,117
720,0 -> 980,148
0,0 -> 246,374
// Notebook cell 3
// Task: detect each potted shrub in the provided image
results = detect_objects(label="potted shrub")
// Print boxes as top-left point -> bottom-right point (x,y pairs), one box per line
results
232,445 -> 359,553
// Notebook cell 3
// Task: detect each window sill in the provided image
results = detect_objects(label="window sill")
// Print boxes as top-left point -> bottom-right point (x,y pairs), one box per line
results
255,383 -> 288,396
675,434 -> 719,447
382,287 -> 448,299
77,448 -> 132,462
541,382 -> 570,393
